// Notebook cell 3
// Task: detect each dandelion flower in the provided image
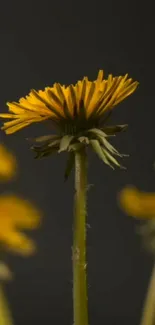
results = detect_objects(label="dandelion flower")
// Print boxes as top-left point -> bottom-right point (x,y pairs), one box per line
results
0,70 -> 138,171
0,70 -> 138,325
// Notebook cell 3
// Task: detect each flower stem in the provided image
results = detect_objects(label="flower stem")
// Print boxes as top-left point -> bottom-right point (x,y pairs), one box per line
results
140,264 -> 155,325
0,285 -> 13,325
72,147 -> 88,325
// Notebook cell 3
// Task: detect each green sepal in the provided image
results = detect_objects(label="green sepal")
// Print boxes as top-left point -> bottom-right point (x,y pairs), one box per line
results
59,135 -> 75,153
89,139 -> 113,169
48,139 -> 61,147
97,134 -> 122,157
27,134 -> 60,143
78,136 -> 89,144
87,128 -> 125,157
64,152 -> 75,182
68,143 -> 84,152
31,139 -> 60,159
32,146 -> 58,159
102,124 -> 128,135
31,138 -> 60,150
87,128 -> 108,138
103,148 -> 126,169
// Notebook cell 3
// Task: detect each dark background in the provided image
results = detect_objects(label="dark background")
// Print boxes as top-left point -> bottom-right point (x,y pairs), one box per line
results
0,0 -> 154,324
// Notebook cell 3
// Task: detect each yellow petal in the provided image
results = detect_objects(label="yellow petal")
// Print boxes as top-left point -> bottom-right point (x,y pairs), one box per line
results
84,80 -> 92,107
74,81 -> 83,113
62,86 -> 74,116
2,116 -> 48,134
114,81 -> 139,106
96,70 -> 104,84
0,113 -> 19,119
37,89 -> 61,117
99,77 -> 122,113
2,121 -> 33,134
7,102 -> 27,114
45,87 -> 65,117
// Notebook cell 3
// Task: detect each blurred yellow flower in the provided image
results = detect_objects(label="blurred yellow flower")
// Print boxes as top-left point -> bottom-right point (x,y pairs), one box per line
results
0,262 -> 12,281
0,195 -> 41,255
0,144 -> 17,181
119,186 -> 155,218
0,70 -> 138,134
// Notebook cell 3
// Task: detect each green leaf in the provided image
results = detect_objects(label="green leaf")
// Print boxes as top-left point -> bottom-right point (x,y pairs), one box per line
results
89,139 -> 113,169
64,152 -> 75,182
59,135 -> 75,153
102,124 -> 128,135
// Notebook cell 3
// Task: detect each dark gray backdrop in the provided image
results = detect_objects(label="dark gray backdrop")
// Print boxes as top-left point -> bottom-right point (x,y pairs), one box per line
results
0,0 -> 154,324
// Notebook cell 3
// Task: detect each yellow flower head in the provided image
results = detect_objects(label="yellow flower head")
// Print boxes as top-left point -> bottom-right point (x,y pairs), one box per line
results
0,195 -> 41,255
0,70 -> 138,172
0,144 -> 17,181
119,186 -> 155,218
0,70 -> 138,134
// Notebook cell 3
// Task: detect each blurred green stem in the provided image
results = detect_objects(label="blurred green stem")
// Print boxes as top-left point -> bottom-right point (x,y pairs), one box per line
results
73,147 -> 88,325
0,285 -> 13,325
140,264 -> 155,325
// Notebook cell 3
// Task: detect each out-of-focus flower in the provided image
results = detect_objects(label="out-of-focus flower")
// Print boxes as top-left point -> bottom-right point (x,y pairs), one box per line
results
0,194 -> 41,255
0,70 -> 138,172
119,186 -> 155,218
0,144 -> 17,181
0,262 -> 12,281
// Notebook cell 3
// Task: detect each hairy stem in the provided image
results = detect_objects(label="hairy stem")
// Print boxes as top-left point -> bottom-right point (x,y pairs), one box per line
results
72,147 -> 88,325
140,264 -> 155,325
